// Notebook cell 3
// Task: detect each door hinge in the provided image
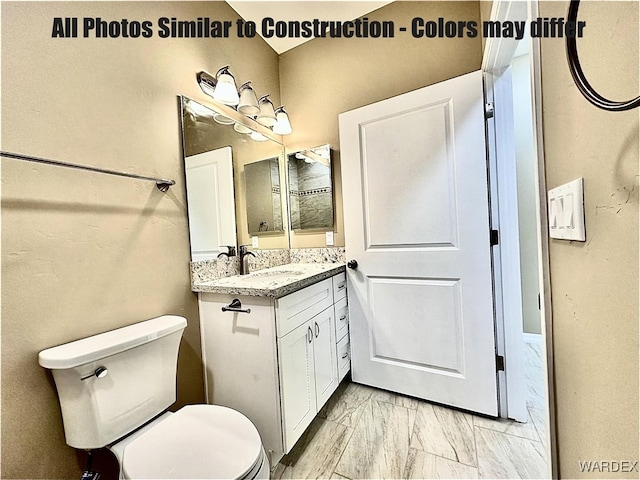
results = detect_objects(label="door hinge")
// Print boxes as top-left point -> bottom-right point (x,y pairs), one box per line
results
485,102 -> 494,119
496,354 -> 505,371
490,229 -> 499,246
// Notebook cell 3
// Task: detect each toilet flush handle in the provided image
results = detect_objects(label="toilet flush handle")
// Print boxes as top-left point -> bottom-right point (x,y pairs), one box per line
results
81,366 -> 108,381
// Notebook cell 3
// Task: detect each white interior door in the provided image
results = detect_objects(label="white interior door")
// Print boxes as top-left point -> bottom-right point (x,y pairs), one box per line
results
339,70 -> 498,416
184,146 -> 236,261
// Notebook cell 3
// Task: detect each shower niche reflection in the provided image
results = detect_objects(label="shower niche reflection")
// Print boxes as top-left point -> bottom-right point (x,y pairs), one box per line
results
244,157 -> 284,234
287,145 -> 334,231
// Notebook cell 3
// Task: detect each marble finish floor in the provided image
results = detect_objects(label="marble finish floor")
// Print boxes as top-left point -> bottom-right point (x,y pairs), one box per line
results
272,341 -> 549,479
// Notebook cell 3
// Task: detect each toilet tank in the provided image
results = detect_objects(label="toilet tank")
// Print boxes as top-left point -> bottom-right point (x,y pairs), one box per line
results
38,315 -> 187,449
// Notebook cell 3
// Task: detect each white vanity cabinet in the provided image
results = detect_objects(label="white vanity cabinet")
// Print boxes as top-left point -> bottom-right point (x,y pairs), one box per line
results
197,271 -> 348,464
277,306 -> 337,449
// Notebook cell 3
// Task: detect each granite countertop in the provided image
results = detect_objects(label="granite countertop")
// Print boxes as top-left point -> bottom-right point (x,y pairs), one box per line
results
192,263 -> 346,298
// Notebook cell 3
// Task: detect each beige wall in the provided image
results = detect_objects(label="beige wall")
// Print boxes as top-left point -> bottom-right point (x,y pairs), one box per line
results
1,2 -> 279,478
539,1 -> 639,477
279,1 -> 483,248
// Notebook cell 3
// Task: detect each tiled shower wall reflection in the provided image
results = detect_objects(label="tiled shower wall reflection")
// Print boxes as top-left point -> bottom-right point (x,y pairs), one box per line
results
289,160 -> 333,230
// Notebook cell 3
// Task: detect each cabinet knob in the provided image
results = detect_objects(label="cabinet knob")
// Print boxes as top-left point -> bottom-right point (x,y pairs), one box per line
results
347,260 -> 358,270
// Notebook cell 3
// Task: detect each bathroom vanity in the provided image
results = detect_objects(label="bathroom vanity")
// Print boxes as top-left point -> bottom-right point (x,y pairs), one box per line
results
194,263 -> 349,464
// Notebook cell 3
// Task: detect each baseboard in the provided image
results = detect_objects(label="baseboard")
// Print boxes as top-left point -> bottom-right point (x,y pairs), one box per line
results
523,332 -> 542,344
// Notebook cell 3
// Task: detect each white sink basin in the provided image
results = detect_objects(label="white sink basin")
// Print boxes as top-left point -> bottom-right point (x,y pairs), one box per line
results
249,270 -> 304,279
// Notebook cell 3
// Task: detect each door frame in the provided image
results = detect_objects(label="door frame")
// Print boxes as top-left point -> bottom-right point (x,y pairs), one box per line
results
482,0 -> 557,477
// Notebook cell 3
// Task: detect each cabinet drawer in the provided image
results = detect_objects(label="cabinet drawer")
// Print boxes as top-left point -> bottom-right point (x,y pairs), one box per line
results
276,279 -> 333,337
337,335 -> 350,381
334,297 -> 349,342
332,273 -> 347,302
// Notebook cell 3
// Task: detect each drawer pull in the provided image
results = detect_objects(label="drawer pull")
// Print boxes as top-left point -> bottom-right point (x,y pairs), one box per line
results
341,352 -> 349,359
339,315 -> 347,321
221,298 -> 251,314
337,282 -> 346,290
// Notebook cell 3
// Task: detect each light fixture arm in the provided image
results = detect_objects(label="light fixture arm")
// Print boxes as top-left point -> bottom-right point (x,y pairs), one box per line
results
197,71 -> 218,93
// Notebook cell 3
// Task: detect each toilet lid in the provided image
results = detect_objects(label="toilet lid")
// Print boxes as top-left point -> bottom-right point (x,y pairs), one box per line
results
122,405 -> 264,479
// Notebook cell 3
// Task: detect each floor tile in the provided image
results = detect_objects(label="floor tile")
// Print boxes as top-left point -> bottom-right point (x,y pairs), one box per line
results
318,381 -> 372,428
393,393 -> 421,410
527,407 -> 549,447
274,418 -> 352,479
335,399 -> 413,479
525,366 -> 546,409
410,402 -> 477,467
475,426 -> 549,479
523,340 -> 544,368
404,448 -> 479,479
473,410 -> 540,442
368,386 -> 397,404
349,382 -> 421,410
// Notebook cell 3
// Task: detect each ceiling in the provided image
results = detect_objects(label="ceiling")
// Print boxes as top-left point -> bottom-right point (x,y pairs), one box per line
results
225,1 -> 394,54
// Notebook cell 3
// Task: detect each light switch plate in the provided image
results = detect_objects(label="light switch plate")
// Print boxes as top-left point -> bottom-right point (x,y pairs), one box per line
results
325,231 -> 335,246
251,236 -> 259,248
548,178 -> 586,241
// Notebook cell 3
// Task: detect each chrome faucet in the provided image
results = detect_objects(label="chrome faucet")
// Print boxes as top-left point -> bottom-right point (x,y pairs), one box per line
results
239,245 -> 256,275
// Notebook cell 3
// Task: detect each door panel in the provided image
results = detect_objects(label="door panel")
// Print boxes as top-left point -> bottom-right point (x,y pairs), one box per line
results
312,308 -> 338,409
339,70 -> 498,416
369,277 -> 464,374
279,320 -> 316,450
361,101 -> 458,248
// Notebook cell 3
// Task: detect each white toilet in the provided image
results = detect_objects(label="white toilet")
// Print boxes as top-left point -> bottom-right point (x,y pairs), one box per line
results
38,315 -> 270,480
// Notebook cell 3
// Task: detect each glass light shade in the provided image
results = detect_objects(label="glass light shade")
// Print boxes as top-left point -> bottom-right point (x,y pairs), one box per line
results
233,122 -> 253,134
256,95 -> 277,127
250,131 -> 268,142
213,67 -> 240,106
213,112 -> 234,125
237,82 -> 260,116
199,82 -> 216,98
273,107 -> 293,135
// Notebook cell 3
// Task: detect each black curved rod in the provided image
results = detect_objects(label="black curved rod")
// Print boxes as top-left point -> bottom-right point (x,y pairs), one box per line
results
566,0 -> 640,111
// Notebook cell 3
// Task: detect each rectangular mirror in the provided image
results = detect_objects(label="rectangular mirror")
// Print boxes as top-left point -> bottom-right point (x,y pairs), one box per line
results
180,95 -> 288,259
287,145 -> 334,231
245,157 -> 284,234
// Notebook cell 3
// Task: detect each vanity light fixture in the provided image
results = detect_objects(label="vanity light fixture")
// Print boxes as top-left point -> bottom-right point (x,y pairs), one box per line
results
250,130 -> 269,142
196,71 -> 294,138
197,67 -> 240,106
237,82 -> 260,116
273,106 -> 293,135
233,122 -> 253,134
256,95 -> 277,127
213,112 -> 235,125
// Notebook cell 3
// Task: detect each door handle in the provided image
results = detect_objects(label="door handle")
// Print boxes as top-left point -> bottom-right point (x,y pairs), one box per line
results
315,322 -> 319,338
347,260 -> 358,270
307,326 -> 313,343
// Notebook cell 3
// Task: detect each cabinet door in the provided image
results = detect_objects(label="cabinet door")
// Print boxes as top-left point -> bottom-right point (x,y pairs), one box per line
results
312,308 -> 339,409
279,320 -> 317,452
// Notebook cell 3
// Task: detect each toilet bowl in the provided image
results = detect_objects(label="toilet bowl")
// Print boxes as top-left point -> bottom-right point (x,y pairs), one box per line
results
38,315 -> 269,480
110,405 -> 269,480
